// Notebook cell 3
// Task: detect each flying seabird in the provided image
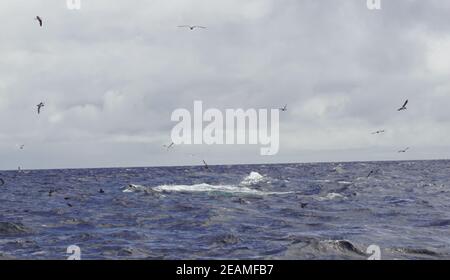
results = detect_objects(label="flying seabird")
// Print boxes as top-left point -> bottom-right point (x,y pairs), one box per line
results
371,130 -> 385,135
279,104 -> 288,112
19,144 -> 25,150
397,100 -> 408,111
367,170 -> 376,178
37,102 -> 44,114
163,142 -> 174,150
178,25 -> 206,30
398,147 -> 410,153
202,160 -> 209,170
35,16 -> 43,27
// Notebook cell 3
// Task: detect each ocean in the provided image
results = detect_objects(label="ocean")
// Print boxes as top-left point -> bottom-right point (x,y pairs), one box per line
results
1,160 -> 449,260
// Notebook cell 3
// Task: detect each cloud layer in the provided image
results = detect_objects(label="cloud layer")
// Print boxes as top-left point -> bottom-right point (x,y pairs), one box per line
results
1,0 -> 450,169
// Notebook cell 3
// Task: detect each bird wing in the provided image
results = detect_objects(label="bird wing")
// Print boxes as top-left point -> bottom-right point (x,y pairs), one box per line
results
402,100 -> 408,107
177,25 -> 189,28
194,26 -> 206,28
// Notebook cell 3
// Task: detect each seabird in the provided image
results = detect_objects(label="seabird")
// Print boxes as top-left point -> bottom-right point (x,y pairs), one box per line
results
35,16 -> 43,27
371,130 -> 385,135
0,178 -> 4,186
178,25 -> 206,30
367,170 -> 376,178
67,203 -> 73,207
202,160 -> 209,170
397,100 -> 408,111
300,203 -> 308,209
48,190 -> 55,197
398,147 -> 410,153
19,144 -> 25,150
279,104 -> 288,112
99,189 -> 105,194
37,102 -> 44,114
163,142 -> 174,150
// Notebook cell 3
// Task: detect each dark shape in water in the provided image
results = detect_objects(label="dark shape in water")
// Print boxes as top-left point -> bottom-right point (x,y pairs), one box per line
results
0,222 -> 29,236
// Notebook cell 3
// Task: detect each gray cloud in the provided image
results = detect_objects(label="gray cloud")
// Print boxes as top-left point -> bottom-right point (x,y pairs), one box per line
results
1,0 -> 450,170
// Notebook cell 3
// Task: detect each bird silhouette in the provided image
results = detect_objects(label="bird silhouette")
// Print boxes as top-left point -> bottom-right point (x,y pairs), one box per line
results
397,100 -> 408,111
163,142 -> 175,150
279,104 -> 288,112
202,160 -> 210,170
37,102 -> 44,114
178,25 -> 206,30
35,16 -> 43,27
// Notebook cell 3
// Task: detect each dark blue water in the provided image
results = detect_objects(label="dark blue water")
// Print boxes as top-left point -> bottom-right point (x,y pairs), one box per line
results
1,160 -> 450,259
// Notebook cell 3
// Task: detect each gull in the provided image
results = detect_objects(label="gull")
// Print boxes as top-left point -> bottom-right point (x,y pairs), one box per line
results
35,16 -> 43,27
398,147 -> 410,153
37,102 -> 44,114
367,170 -> 379,178
397,100 -> 408,111
178,25 -> 206,31
279,104 -> 288,112
163,142 -> 174,150
371,130 -> 385,135
202,160 -> 209,170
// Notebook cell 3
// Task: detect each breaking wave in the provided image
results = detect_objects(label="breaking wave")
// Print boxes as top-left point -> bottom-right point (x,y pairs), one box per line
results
123,172 -> 291,196
239,171 -> 268,186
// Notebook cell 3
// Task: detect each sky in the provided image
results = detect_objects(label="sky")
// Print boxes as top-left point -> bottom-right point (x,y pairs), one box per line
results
1,0 -> 450,170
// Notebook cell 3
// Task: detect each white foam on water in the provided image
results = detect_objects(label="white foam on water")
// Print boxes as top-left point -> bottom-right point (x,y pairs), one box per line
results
122,184 -> 147,193
123,172 -> 293,196
333,165 -> 346,174
124,182 -> 293,196
316,192 -> 347,201
239,171 -> 268,186
154,183 -> 260,194
338,181 -> 353,185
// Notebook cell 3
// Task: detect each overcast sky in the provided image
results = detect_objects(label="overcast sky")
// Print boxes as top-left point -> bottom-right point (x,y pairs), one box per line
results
1,0 -> 450,170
